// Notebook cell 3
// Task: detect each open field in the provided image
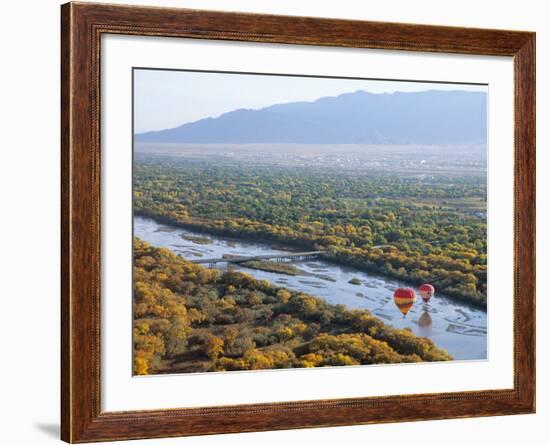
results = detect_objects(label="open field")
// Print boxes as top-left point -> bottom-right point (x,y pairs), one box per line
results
135,143 -> 486,176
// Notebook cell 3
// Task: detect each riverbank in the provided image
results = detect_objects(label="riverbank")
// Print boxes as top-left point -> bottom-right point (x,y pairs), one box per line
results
134,210 -> 487,309
133,238 -> 452,375
134,215 -> 488,360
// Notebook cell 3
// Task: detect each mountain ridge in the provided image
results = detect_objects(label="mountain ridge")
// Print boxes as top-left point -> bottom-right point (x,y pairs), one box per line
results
135,89 -> 487,145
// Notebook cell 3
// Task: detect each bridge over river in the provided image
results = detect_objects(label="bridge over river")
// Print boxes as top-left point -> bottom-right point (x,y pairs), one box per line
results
189,251 -> 324,268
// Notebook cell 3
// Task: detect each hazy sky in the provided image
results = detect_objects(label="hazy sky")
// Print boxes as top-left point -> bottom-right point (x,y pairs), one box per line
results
134,69 -> 487,133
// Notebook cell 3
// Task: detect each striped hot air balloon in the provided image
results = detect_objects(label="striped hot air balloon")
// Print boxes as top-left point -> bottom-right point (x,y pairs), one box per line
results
393,287 -> 416,317
419,283 -> 435,303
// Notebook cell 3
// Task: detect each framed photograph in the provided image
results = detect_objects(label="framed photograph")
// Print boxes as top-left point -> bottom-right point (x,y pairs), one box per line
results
61,2 -> 535,442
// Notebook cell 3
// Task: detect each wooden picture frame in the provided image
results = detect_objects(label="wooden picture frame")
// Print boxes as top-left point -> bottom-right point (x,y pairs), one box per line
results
61,2 -> 535,442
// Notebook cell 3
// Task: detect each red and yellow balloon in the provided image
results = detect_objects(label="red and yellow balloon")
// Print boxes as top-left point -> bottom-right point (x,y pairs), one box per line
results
393,287 -> 417,317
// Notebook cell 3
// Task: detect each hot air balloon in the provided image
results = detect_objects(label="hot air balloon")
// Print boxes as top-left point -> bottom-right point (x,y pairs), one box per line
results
393,287 -> 417,317
419,284 -> 435,303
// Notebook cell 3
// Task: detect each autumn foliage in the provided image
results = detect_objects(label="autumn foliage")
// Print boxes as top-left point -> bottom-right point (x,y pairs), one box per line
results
134,161 -> 487,306
133,239 -> 451,375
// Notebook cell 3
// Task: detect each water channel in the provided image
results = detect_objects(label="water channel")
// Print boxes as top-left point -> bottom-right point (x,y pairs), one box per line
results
135,215 -> 487,360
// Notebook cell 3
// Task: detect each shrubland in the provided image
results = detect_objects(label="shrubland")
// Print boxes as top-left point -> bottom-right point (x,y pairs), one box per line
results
133,238 -> 451,375
134,159 -> 487,306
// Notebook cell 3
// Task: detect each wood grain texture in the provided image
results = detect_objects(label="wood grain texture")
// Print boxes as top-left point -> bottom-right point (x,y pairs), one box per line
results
60,2 -> 536,442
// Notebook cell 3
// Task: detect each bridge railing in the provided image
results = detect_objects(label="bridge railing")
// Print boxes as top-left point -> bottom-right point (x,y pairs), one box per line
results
189,251 -> 324,265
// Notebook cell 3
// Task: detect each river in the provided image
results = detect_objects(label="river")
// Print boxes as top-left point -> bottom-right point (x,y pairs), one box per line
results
135,216 -> 487,360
